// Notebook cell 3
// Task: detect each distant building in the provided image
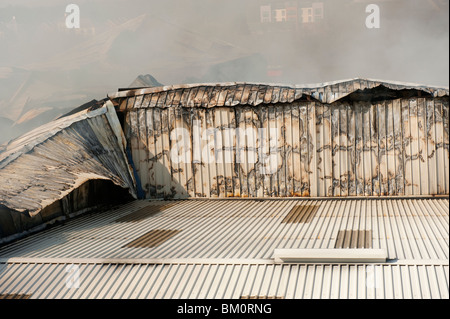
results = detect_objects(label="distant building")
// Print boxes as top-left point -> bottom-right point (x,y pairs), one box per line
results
260,5 -> 272,23
286,2 -> 299,24
301,2 -> 324,23
258,1 -> 324,27
274,8 -> 287,22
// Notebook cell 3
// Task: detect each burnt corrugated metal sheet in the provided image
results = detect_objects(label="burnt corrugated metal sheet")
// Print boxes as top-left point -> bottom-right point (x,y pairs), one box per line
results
109,79 -> 449,199
0,102 -> 137,217
0,198 -> 447,299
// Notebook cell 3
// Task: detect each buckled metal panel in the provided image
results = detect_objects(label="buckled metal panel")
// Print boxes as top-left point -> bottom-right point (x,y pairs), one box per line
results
115,79 -> 449,199
0,103 -> 137,217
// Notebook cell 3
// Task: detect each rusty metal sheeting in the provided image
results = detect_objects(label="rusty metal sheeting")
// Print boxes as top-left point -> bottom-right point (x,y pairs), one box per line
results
0,199 -> 446,261
109,78 -> 449,109
0,261 -> 447,299
120,97 -> 449,198
0,102 -> 137,216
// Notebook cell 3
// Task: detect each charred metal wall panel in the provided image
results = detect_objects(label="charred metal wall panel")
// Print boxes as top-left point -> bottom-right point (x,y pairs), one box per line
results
110,79 -> 449,198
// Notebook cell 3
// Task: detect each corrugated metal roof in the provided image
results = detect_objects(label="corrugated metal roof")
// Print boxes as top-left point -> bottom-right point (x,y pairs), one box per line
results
0,102 -> 137,216
0,198 -> 447,299
0,259 -> 448,299
0,199 -> 446,261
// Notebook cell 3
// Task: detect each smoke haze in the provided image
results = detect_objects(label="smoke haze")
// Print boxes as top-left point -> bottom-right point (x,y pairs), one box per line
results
0,0 -> 448,143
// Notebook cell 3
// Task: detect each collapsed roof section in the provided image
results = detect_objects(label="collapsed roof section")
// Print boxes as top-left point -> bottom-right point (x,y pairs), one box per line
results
0,102 -> 137,218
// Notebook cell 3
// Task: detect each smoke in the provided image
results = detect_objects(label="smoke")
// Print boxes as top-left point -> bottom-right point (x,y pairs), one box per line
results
0,0 -> 448,144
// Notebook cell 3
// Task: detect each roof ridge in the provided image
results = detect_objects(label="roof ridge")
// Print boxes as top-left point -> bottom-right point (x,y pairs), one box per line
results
108,78 -> 449,108
110,77 -> 450,98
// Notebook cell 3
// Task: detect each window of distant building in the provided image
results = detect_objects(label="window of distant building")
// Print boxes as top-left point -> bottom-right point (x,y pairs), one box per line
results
286,6 -> 298,22
260,5 -> 272,23
312,2 -> 324,20
301,2 -> 323,23
274,9 -> 287,22
301,7 -> 314,23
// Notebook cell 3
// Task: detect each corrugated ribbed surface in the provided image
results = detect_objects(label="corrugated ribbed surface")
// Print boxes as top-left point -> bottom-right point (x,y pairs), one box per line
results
118,81 -> 449,199
109,78 -> 449,108
0,199 -> 447,261
123,229 -> 182,248
0,103 -> 137,216
335,230 -> 373,249
0,262 -> 447,299
281,204 -> 320,223
0,198 -> 447,299
114,203 -> 176,223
